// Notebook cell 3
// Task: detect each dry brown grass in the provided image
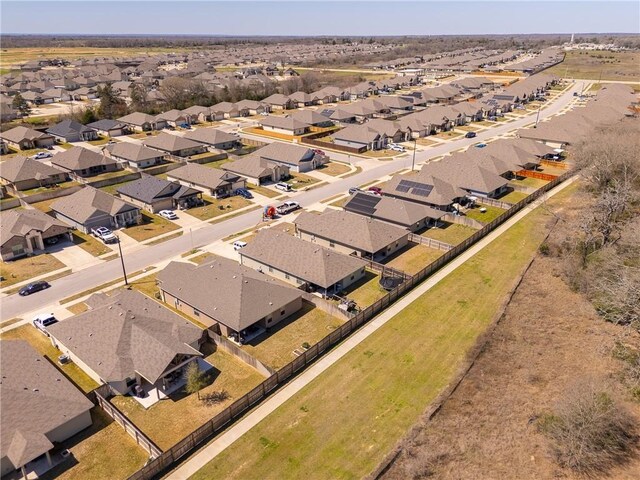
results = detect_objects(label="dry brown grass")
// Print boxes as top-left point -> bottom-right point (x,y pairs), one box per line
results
1,253 -> 66,287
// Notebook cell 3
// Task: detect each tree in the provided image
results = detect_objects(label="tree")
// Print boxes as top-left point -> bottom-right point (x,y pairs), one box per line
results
12,93 -> 32,117
130,83 -> 150,113
97,83 -> 127,119
184,361 -> 207,400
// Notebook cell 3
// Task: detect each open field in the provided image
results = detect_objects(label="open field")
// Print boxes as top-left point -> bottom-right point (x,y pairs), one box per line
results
1,253 -> 66,287
545,50 -> 640,81
190,175 -> 573,480
241,303 -> 344,370
41,408 -> 148,480
110,348 -> 264,450
421,223 -> 478,245
1,324 -> 99,393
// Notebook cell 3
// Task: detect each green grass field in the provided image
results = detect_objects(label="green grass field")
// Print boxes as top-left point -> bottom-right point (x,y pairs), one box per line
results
190,180 -> 577,480
545,50 -> 640,82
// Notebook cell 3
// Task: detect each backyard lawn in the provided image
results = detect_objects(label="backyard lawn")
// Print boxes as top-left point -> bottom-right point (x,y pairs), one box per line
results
185,195 -> 253,221
42,408 -> 148,480
201,157 -> 233,169
72,231 -> 112,257
385,243 -> 443,275
339,270 -> 387,309
110,348 -> 264,450
499,190 -> 529,204
29,199 -> 57,213
99,180 -> 135,195
87,136 -> 111,146
509,176 -> 549,189
121,212 -> 180,242
464,204 -> 506,225
0,253 -> 66,287
191,182 -> 575,480
317,161 -> 351,177
0,324 -> 99,393
421,223 -> 478,245
241,303 -> 344,370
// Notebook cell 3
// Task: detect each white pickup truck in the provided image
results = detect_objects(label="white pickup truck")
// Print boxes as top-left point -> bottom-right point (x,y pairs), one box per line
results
91,226 -> 118,244
276,201 -> 301,215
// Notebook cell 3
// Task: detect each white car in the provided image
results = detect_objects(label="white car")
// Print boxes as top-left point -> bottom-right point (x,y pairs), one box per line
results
275,182 -> 292,192
233,240 -> 247,251
387,143 -> 405,152
158,210 -> 178,220
32,152 -> 53,160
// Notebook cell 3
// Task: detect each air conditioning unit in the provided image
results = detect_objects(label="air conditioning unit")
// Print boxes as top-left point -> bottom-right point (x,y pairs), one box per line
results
58,354 -> 71,365
60,449 -> 71,459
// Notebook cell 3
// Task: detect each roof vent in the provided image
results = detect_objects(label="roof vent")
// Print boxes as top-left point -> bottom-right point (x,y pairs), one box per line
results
89,333 -> 93,337
33,388 -> 39,393
233,275 -> 237,279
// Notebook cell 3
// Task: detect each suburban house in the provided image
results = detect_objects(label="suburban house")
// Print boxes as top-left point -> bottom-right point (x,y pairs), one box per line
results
0,126 -> 55,150
184,128 -> 239,150
51,186 -> 141,233
50,146 -> 121,178
239,229 -> 368,297
0,140 -> 8,156
167,163 -> 246,198
48,290 -> 206,399
46,120 -> 98,143
104,142 -> 166,169
294,210 -> 410,261
262,93 -> 294,110
143,133 -> 207,158
0,156 -> 68,191
117,112 -> 167,132
290,109 -> 335,128
181,105 -> 215,123
210,102 -> 240,119
0,209 -> 72,261
235,99 -> 269,115
116,175 -> 201,213
222,155 -> 290,185
260,116 -> 309,136
343,192 -> 446,232
384,172 -> 466,210
333,124 -> 388,151
288,91 -> 319,107
0,340 -> 93,479
87,119 -> 129,137
157,256 -> 303,339
254,142 -> 327,173
158,109 -> 191,127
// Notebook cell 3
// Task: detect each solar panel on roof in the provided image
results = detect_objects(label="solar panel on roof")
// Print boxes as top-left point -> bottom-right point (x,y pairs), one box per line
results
396,179 -> 434,197
345,192 -> 381,216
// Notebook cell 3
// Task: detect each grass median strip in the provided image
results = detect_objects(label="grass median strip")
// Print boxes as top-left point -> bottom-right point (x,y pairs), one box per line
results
190,183 -> 574,480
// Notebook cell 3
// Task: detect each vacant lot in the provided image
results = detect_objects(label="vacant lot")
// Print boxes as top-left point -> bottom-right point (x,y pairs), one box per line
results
546,50 -> 640,81
191,174 -> 573,480
185,195 -> 252,221
241,303 -> 344,370
421,223 -> 478,245
1,324 -> 98,392
111,348 -> 264,450
385,243 -> 443,275
121,212 -> 180,242
1,253 -> 66,287
40,408 -> 148,480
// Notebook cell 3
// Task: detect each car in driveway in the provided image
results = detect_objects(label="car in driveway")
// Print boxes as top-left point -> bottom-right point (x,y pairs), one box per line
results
474,143 -> 488,148
312,149 -> 326,156
464,131 -> 477,139
19,281 -> 51,296
233,240 -> 247,251
235,188 -> 253,199
32,151 -> 53,160
387,143 -> 405,152
91,226 -> 117,244
32,313 -> 58,336
275,182 -> 292,192
158,210 -> 178,220
368,186 -> 383,196
349,187 -> 363,195
276,201 -> 301,215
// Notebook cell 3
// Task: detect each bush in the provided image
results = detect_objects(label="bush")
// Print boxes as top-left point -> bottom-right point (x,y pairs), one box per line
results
538,380 -> 637,475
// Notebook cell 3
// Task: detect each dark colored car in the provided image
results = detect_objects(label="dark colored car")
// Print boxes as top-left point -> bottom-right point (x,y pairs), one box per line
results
312,149 -> 326,156
235,188 -> 254,199
19,281 -> 51,296
465,131 -> 477,139
348,187 -> 362,195
368,186 -> 383,195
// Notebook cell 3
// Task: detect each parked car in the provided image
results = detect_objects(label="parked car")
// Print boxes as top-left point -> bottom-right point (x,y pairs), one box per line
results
91,226 -> 117,244
275,182 -> 292,192
464,131 -> 477,139
19,281 -> 51,296
235,188 -> 253,199
44,236 -> 59,246
387,143 -> 405,152
46,145 -> 54,150
32,151 -> 52,160
543,153 -> 561,161
32,313 -> 58,336
312,149 -> 325,156
233,240 -> 247,251
164,125 -> 176,131
368,186 -> 383,196
179,123 -> 192,129
158,210 -> 178,220
488,116 -> 497,121
474,143 -> 488,149
276,201 -> 301,215
348,187 -> 363,195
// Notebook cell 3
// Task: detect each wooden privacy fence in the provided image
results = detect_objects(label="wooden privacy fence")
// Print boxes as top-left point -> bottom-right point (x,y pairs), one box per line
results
478,196 -> 513,210
127,170 -> 574,480
540,159 -> 569,170
302,137 -> 367,154
516,169 -> 558,182
208,331 -> 275,377
442,213 -> 484,229
94,384 -> 163,459
408,233 -> 454,252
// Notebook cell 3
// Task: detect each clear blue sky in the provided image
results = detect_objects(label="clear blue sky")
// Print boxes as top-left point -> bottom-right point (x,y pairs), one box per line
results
1,1 -> 638,35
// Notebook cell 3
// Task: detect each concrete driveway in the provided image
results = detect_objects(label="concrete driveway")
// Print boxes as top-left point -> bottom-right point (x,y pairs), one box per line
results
47,239 -> 101,270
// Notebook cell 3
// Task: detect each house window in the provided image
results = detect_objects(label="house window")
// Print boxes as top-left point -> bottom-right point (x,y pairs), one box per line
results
280,310 -> 286,316
350,275 -> 355,281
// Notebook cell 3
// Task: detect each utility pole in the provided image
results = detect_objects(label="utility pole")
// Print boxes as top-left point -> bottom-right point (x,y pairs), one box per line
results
535,104 -> 541,128
116,236 -> 128,286
411,137 -> 417,171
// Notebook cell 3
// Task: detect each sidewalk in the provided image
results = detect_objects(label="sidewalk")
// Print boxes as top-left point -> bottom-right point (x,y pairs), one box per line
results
166,176 -> 578,480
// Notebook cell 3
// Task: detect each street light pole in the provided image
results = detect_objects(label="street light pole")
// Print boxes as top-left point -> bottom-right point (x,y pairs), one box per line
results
535,104 -> 541,128
411,137 -> 417,171
116,235 -> 128,286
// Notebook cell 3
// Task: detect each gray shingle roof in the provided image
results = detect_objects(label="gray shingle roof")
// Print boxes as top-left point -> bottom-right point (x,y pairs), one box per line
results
158,257 -> 302,331
1,209 -> 69,247
0,156 -> 66,183
0,126 -> 53,144
255,141 -> 314,166
240,229 -> 367,289
143,133 -> 205,154
343,193 -> 446,227
117,175 -> 199,204
106,142 -> 165,163
50,146 -> 117,172
46,119 -> 96,137
184,128 -> 237,146
52,186 -> 139,223
168,163 -> 240,190
47,289 -> 203,384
